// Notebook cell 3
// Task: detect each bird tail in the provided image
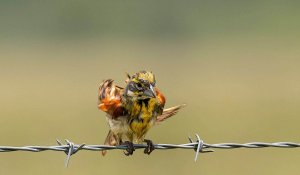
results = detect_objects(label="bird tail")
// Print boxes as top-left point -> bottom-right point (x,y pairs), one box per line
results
102,130 -> 117,156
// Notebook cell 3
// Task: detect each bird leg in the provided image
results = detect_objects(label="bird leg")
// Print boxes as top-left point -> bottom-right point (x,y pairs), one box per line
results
143,139 -> 155,155
121,141 -> 135,156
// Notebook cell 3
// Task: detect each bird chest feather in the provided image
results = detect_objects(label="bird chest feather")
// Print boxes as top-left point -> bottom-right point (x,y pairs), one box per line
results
127,98 -> 161,138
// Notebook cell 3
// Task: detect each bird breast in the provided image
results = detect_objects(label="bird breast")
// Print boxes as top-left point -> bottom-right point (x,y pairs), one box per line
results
106,115 -> 130,135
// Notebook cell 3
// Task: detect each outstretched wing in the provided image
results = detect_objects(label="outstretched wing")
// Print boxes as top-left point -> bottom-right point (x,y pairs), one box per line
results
98,79 -> 126,119
156,104 -> 186,123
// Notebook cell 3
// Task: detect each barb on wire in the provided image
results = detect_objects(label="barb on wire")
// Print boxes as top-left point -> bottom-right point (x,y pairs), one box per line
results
188,134 -> 214,161
0,134 -> 299,167
56,139 -> 85,167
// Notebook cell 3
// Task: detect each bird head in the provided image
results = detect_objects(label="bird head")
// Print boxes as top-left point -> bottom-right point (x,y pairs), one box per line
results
124,71 -> 156,100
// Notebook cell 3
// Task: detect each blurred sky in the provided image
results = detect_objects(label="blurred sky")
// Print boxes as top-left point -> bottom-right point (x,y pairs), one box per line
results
0,1 -> 300,175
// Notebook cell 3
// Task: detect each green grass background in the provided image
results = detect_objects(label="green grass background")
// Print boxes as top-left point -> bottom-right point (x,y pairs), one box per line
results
0,1 -> 300,174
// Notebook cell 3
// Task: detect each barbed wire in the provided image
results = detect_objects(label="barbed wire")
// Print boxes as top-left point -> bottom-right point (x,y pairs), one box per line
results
0,134 -> 299,167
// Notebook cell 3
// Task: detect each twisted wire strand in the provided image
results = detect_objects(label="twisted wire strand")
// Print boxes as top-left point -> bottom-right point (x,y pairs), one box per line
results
0,134 -> 299,167
1,142 -> 299,152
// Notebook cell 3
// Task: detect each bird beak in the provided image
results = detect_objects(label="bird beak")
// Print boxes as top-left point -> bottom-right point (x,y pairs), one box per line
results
143,85 -> 156,98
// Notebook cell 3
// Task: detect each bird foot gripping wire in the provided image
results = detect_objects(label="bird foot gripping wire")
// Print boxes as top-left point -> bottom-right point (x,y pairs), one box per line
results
56,139 -> 85,167
188,134 -> 214,162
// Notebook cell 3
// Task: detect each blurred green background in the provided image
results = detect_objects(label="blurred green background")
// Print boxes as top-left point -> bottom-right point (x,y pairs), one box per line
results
1,0 -> 300,174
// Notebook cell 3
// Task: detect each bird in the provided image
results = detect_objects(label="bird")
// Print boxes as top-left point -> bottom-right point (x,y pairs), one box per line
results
98,70 -> 185,156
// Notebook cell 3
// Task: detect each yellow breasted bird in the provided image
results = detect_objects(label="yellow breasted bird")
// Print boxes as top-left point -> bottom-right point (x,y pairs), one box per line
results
98,71 -> 185,155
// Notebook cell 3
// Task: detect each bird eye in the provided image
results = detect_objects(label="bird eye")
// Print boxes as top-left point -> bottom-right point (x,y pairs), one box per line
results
136,83 -> 142,88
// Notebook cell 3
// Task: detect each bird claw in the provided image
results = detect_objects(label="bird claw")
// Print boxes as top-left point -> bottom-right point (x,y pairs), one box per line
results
121,141 -> 135,156
143,139 -> 155,155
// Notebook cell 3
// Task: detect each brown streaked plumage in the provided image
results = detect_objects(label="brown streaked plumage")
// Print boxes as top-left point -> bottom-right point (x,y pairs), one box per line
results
98,71 -> 185,155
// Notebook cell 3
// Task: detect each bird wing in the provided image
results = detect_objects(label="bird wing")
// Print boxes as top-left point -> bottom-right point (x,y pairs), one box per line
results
156,104 -> 186,123
98,79 -> 126,119
155,88 -> 166,108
